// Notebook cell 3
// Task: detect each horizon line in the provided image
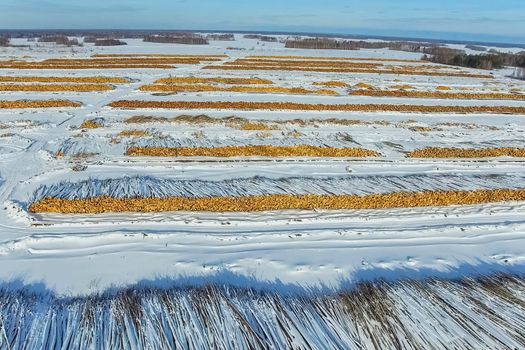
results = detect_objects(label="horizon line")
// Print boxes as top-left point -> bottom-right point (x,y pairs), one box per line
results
1,28 -> 524,48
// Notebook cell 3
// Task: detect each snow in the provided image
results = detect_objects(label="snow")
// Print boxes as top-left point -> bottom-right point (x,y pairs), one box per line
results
0,36 -> 525,298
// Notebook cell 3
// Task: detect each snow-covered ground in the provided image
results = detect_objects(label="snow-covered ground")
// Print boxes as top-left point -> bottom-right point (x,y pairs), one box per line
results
0,35 -> 524,296
2,34 -> 525,348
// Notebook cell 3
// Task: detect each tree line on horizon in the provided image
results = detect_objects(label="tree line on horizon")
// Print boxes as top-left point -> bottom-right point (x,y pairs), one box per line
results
143,33 -> 209,45
284,37 -> 525,71
423,47 -> 525,70
284,38 -> 438,52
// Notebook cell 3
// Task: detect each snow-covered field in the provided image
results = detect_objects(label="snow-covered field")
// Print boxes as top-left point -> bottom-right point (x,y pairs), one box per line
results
1,35 -> 525,348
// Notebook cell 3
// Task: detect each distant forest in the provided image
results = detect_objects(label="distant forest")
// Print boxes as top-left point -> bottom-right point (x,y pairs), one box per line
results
93,39 -> 127,46
206,34 -> 235,41
143,34 -> 209,45
244,34 -> 278,42
423,47 -> 525,70
284,38 -> 437,52
285,37 -> 525,71
38,35 -> 81,46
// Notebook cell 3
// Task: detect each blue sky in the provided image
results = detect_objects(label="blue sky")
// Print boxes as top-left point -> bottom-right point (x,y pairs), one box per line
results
1,0 -> 524,43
